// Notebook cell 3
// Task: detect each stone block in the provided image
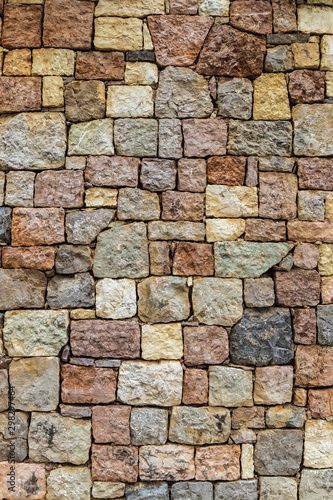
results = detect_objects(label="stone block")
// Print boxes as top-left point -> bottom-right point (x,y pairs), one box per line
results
275,269 -> 320,307
32,48 -> 74,75
95,0 -> 164,17
289,70 -> 325,103
118,188 -> 160,220
173,242 -> 214,276
206,185 -> 258,218
230,0 -> 272,34
92,405 -> 130,444
55,245 -> 92,274
3,48 -> 31,76
319,244 -> 333,275
3,245 -> 55,271
0,463 -> 46,500
298,158 -> 333,190
272,0 -> 297,33
245,218 -> 286,241
254,366 -> 293,405
293,104 -> 333,156
96,278 -> 136,320
300,469 -> 333,500
126,482 -> 169,500
114,118 -> 158,157
162,191 -> 204,221
46,467 -> 92,500
130,408 -> 168,445
183,369 -> 208,405
259,172 -> 297,219
309,388 -> 333,419
266,405 -> 306,429
265,45 -> 294,72
294,243 -> 319,269
171,482 -> 213,500
183,119 -> 227,157
94,18 -> 143,51
292,308 -> 317,344
92,445 -> 138,483
253,73 -> 290,120
321,276 -> 333,304
254,430 -> 303,475
292,42 -> 320,70
288,220 -> 333,243
65,80 -> 105,123
84,187 -> 118,208
76,51 -> 124,80
209,366 -> 253,407
195,445 -> 240,481
232,407 -> 265,429
61,365 -> 116,404
12,207 -> 64,246
260,477 -> 297,500
317,304 -> 333,345
140,159 -> 176,192
159,118 -> 183,159
148,221 -> 205,241
304,420 -> 333,468
215,480 -> 258,500
0,370 -> 8,412
298,5 -> 333,35
34,170 -> 84,208
92,482 -> 125,499
0,76 -> 41,113
66,209 -> 114,244
107,85 -> 153,118
244,278 -> 275,307
125,62 -> 158,85
68,119 -> 114,156
47,273 -> 94,309
86,156 -> 138,188
149,241 -> 171,275
178,159 -> 206,192
321,35 -> 333,70
207,156 -> 246,186
139,445 -> 195,481
184,325 -> 229,366
217,77 -> 253,120
2,4 -> 42,48
206,219 -> 246,242
141,323 -> 183,360
0,268 -> 46,310
295,345 -> 333,387
170,0 -> 197,14
42,76 -> 64,107
0,207 -> 11,244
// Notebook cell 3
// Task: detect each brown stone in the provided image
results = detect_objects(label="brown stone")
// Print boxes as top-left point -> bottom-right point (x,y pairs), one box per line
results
3,49 -> 32,77
308,389 -> 333,418
183,119 -> 227,157
295,345 -> 333,387
293,243 -> 319,269
170,0 -> 197,14
2,4 -> 42,48
2,246 -> 55,271
92,445 -> 138,482
65,80 -> 105,123
288,221 -> 333,243
232,407 -> 265,429
292,308 -> 317,345
178,159 -> 206,193
259,172 -> 297,220
254,366 -> 293,405
139,445 -> 195,481
183,369 -> 208,405
294,388 -> 307,407
75,51 -> 125,80
245,219 -> 286,241
0,463 -> 46,500
322,276 -> 333,304
0,76 -> 41,113
147,15 -> 213,67
195,445 -> 241,481
61,365 -> 116,404
173,242 -> 214,276
85,156 -> 139,188
70,320 -> 141,359
271,0 -> 297,33
197,25 -> 266,79
288,70 -> 325,104
275,270 -> 320,307
230,0 -> 272,35
149,241 -> 171,275
92,406 -> 131,444
184,326 -> 229,366
43,0 -> 94,50
207,156 -> 246,186
162,192 -> 204,221
298,158 -> 333,190
12,208 -> 65,246
34,171 -> 84,208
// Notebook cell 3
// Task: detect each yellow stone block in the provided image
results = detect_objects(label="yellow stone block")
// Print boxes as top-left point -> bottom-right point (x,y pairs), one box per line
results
206,219 -> 245,242
3,49 -> 31,76
319,244 -> 333,275
125,62 -> 158,85
85,188 -> 118,208
32,48 -> 75,76
95,0 -> 165,17
253,73 -> 291,120
291,43 -> 320,69
42,76 -> 64,107
298,5 -> 333,35
321,35 -> 333,70
94,18 -> 143,51
70,309 -> 96,320
326,72 -> 333,97
141,323 -> 183,360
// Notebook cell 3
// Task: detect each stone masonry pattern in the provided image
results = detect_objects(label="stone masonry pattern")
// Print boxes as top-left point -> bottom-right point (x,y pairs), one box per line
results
0,0 -> 332,499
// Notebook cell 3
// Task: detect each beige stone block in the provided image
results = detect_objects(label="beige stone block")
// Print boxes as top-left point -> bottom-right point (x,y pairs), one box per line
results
321,35 -> 333,70
143,22 -> 154,50
209,366 -> 253,407
94,18 -> 143,51
85,187 -> 118,208
327,72 -> 333,97
3,49 -> 31,76
141,323 -> 183,360
125,62 -> 158,85
326,193 -> 333,220
43,76 -> 64,107
66,156 -> 86,170
32,48 -> 75,76
70,309 -> 96,320
254,366 -> 293,405
46,467 -> 92,500
319,244 -> 333,275
96,278 -> 137,319
291,43 -> 320,69
139,445 -> 195,481
106,85 -> 154,118
95,0 -> 165,17
241,444 -> 254,480
199,0 -> 229,16
253,73 -> 291,120
92,482 -> 125,499
206,185 -> 258,218
304,420 -> 333,467
298,5 -> 333,34
206,218 -> 245,242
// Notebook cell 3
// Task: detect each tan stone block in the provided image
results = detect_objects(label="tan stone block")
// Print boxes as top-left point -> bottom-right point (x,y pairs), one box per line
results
42,76 -> 64,107
139,445 -> 195,481
209,366 -> 253,407
94,18 -> 143,51
141,323 -> 183,360
85,188 -> 118,208
291,43 -> 320,69
0,463 -> 46,500
183,369 -> 208,405
304,420 -> 333,468
143,22 -> 154,50
241,444 -> 254,480
254,366 -> 293,405
61,365 -> 116,404
322,276 -> 333,304
327,72 -> 333,97
253,73 -> 291,120
319,244 -> 333,275
195,445 -> 240,481
206,218 -> 245,242
295,345 -> 333,387
294,388 -> 307,406
321,35 -> 333,70
3,48 -> 31,75
326,193 -> 333,220
95,0 -> 165,17
125,62 -> 158,85
32,48 -> 74,75
107,85 -> 154,118
309,388 -> 333,418
206,185 -> 258,218
298,5 -> 333,35
70,309 -> 96,320
92,482 -> 125,500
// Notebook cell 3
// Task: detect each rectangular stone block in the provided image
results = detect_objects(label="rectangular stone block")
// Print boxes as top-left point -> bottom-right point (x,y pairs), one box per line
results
85,156 -> 138,188
92,406 -> 131,444
0,463 -> 46,500
32,48 -> 74,75
94,18 -> 143,51
2,246 -> 55,271
0,76 -> 41,113
75,51 -> 125,80
298,5 -> 333,34
139,445 -> 195,481
288,221 -> 333,242
148,221 -> 205,241
95,0 -> 165,16
61,365 -> 116,404
34,171 -> 84,208
92,445 -> 138,482
293,104 -> 333,156
184,325 -> 229,365
2,4 -> 42,48
130,408 -> 168,446
304,420 -> 333,468
183,369 -> 208,405
195,445 -> 241,481
209,366 -> 253,407
12,207 -> 65,246
275,269 -> 320,306
298,157 -> 333,190
107,85 -> 154,118
142,323 -> 183,360
295,345 -> 333,387
114,119 -> 158,157
0,269 -> 46,310
245,218 -> 286,241
300,469 -> 333,500
206,185 -> 258,218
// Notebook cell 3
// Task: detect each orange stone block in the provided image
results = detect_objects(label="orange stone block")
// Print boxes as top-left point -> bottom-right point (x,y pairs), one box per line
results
61,365 -> 117,404
195,445 -> 241,481
11,208 -> 65,246
2,246 -> 55,270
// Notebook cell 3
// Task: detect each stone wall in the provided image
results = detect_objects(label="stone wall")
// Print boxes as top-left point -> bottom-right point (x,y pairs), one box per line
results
0,0 -> 332,499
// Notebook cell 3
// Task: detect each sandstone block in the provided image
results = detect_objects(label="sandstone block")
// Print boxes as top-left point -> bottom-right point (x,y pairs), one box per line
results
12,207 -> 64,246
68,119 -> 114,156
66,209 -> 114,244
321,35 -> 333,70
184,325 -> 229,366
304,420 -> 333,468
199,0 -> 229,16
0,370 -> 8,412
232,407 -> 265,429
215,480 -> 258,500
148,221 -> 205,241
195,445 -> 240,481
266,405 -> 306,429
230,0 -> 272,34
170,0 -> 198,14
217,79 -> 253,121
3,48 -> 31,76
289,70 -> 325,103
92,405 -> 130,444
34,171 -> 84,208
254,430 -> 303,475
260,477 -> 297,500
139,445 -> 195,481
2,246 -> 55,270
141,159 -> 176,192
183,369 -> 208,405
46,467 -> 91,500
178,159 -> 206,192
55,245 -> 92,274
209,366 -> 253,407
2,4 -> 42,48
0,268 -> 46,310
0,76 -> 41,113
300,469 -> 333,500
275,269 -> 320,306
272,0 -> 297,33
298,5 -> 333,35
0,463 -> 46,500
0,410 -> 29,461
294,242 -> 319,269
292,42 -> 320,72
65,80 -> 105,123
47,272 -> 94,309
130,408 -> 168,445
245,218 -> 286,241
295,345 -> 333,387
162,191 -> 204,221
114,118 -> 158,157
298,158 -> 333,190
96,278 -> 136,320
92,445 -> 138,483
171,482 -> 213,500
322,276 -> 333,304
244,277 -> 275,307
173,242 -> 214,276
288,220 -> 333,242
206,218 -> 245,242
125,62 -> 158,85
259,172 -> 297,219
183,119 -> 226,157
32,48 -> 74,75
309,388 -> 333,418
292,308 -> 317,344
149,241 -> 171,275
254,366 -> 293,405
141,323 -> 183,360
253,73 -> 290,120
95,0 -> 164,16
92,482 -> 125,499
207,156 -> 246,186
61,365 -> 116,404
94,18 -> 143,51
76,51 -> 124,80
293,104 -> 333,156
86,156 -> 138,188
319,244 -> 333,275
159,118 -> 183,159
107,85 -> 153,118
42,76 -> 64,107
206,185 -> 258,218
118,188 -> 160,220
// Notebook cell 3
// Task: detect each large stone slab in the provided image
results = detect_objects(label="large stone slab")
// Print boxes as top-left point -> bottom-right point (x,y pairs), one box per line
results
0,112 -> 66,170
293,104 -> 333,156
0,269 -> 46,310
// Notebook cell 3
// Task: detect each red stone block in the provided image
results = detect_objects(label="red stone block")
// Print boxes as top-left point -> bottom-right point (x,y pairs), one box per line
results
34,171 -> 84,208
2,5 -> 42,48
0,77 -> 41,113
183,119 -> 227,158
162,191 -> 205,221
70,320 -> 141,359
321,277 -> 333,305
178,159 -> 206,193
232,407 -> 265,429
259,172 -> 297,220
195,445 -> 241,481
92,444 -> 138,482
173,242 -> 214,276
183,369 -> 208,405
293,243 -> 318,270
230,0 -> 273,35
292,308 -> 317,345
11,208 -> 65,247
85,156 -> 139,188
92,406 -> 131,444
288,221 -> 333,243
184,326 -> 229,366
61,365 -> 117,404
308,388 -> 333,418
295,345 -> 333,387
43,0 -> 94,50
169,0 -> 197,14
271,0 -> 297,33
245,219 -> 286,241
289,70 -> 325,104
298,158 -> 333,190
275,270 -> 320,307
75,51 -> 125,80
2,246 -> 55,271
207,156 -> 246,186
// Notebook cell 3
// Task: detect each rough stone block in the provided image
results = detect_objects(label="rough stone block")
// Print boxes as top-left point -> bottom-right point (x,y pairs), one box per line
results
184,325 -> 229,366
230,0 -> 272,35
292,308 -> 317,344
300,469 -> 333,500
42,76 -> 64,107
183,369 -> 208,405
309,388 -> 333,418
32,48 -> 74,75
298,158 -> 333,190
206,185 -> 258,218
139,445 -> 195,481
173,242 -> 214,276
293,104 -> 333,156
65,80 -> 105,123
2,4 -> 42,48
114,119 -> 158,157
159,118 -> 183,159
206,219 -> 246,242
253,73 -> 290,120
141,323 -> 183,360
47,273 -> 95,309
140,159 -> 176,192
107,85 -> 153,118
76,51 -> 125,80
94,18 -> 143,51
130,408 -> 168,445
215,480 -> 258,500
254,366 -> 293,405
61,365 -> 116,404
209,366 -> 253,407
232,407 -> 265,430
55,245 -> 92,274
266,405 -> 306,429
0,207 -> 11,244
125,62 -> 158,85
275,269 -> 320,307
66,209 -> 114,244
46,467 -> 92,500
298,5 -> 333,35
207,156 -> 246,186
295,345 -> 333,387
2,246 -> 55,271
68,119 -> 114,156
171,482 -> 213,500
178,159 -> 206,192
149,241 -> 171,275
195,445 -> 240,481
148,221 -> 205,241
217,77 -> 253,120
289,70 -> 325,103
96,278 -> 137,320
126,482 -> 169,500
92,445 -> 138,483
0,76 -> 41,113
260,477 -> 297,500
0,463 -> 46,500
34,171 -> 84,208
3,48 -> 32,76
317,304 -> 333,345
118,188 -> 160,220
259,172 -> 297,219
0,268 -> 46,310
183,119 -> 227,157
254,430 -> 303,475
245,218 -> 286,241
265,45 -> 294,72
92,405 -> 131,444
304,420 -> 333,468
86,156 -> 138,188
244,278 -> 275,307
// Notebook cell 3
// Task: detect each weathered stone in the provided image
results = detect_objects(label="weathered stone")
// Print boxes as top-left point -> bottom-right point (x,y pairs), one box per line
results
92,405 -> 130,444
43,75 -> 64,107
259,172 -> 297,220
43,0 -> 94,49
183,119 -> 227,157
10,357 -> 59,411
68,119 -> 114,156
170,0 -> 197,14
2,4 -> 42,48
47,273 -> 95,309
163,193 -> 203,223
293,104 -> 333,156
65,80 -> 105,123
0,207 -> 11,244
254,73 -> 290,120
138,277 -> 190,322
156,67 -> 213,118
245,218 -> 286,241
118,361 -> 183,406
92,481 -> 125,500
309,388 -> 333,418
94,18 -> 143,51
95,278 -> 136,320
300,469 -> 333,500
126,483 -> 169,500
178,159 -> 206,192
0,370 -> 8,412
71,320 -> 140,359
275,269 -> 320,307
55,245 -> 91,275
298,5 -> 333,35
288,220 -> 333,242
266,405 -> 306,429
148,221 -> 205,241
171,482 -> 213,500
206,219 -> 245,242
254,430 -> 303,475
230,308 -> 293,366
3,48 -> 31,76
321,276 -> 333,304
66,209 -> 114,244
215,242 -> 291,278
85,187 -> 117,208
289,70 -> 325,103
230,1 -> 272,34
107,85 -> 153,118
92,445 -> 138,482
60,405 -> 92,419
254,366 -> 293,405
0,463 -> 46,500
61,365 -> 116,404
0,268 -> 46,310
232,429 -> 257,445
139,445 -> 195,481
142,323 -> 183,360
295,345 -> 333,387
183,369 -> 208,405
193,277 -> 243,326
206,185 -> 258,218
173,242 -> 214,276
0,172 -> 4,205
94,222 -> 149,278
294,243 -> 319,269
198,0 -> 229,16
292,308 -> 317,344
114,119 -> 158,157
232,407 -> 265,429
259,156 -> 295,173
184,326 -> 228,366
207,156 -> 246,186
196,445 -> 240,481
46,467 -> 91,500
149,241 -> 171,275
304,420 -> 333,468
29,412 -> 91,464
244,278 -> 275,308
159,118 -> 183,159
0,112 -> 66,171
141,159 -> 176,192
265,45 -> 294,72
241,444 -> 255,478
12,207 -> 64,246
32,48 -> 74,76
130,408 -> 168,446
228,120 -> 292,156
272,0 -> 297,33
260,477 -> 297,500
317,304 -> 333,345
3,310 -> 68,356
34,170 -> 84,208
321,35 -> 333,70
125,62 -> 158,85
215,480 -> 258,500
292,43 -> 320,70
0,411 -> 29,461
86,156 -> 138,188
299,158 -> 333,190
95,0 -> 164,16
118,188 -> 160,220
197,25 -> 266,78
76,51 -> 124,80
209,366 -> 253,407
